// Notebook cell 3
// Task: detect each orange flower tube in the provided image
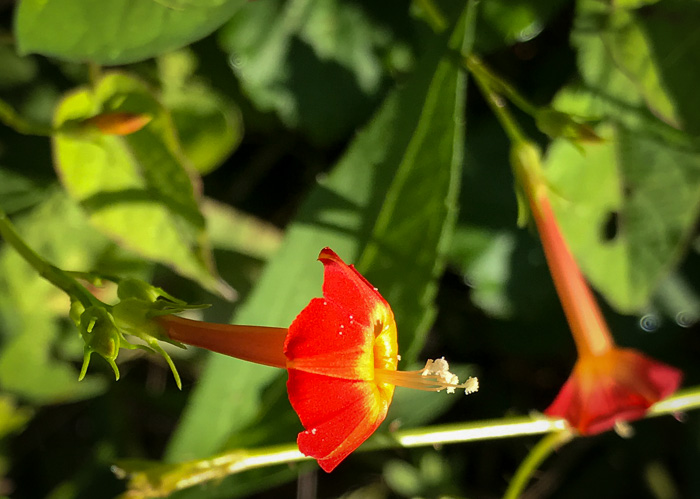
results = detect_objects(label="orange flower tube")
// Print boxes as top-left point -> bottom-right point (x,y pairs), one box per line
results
158,248 -> 478,472
513,142 -> 682,434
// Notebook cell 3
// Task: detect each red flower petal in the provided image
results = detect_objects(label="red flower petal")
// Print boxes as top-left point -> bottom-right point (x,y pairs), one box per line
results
544,348 -> 682,434
288,371 -> 390,472
285,297 -> 374,379
317,248 -> 389,328
284,248 -> 398,471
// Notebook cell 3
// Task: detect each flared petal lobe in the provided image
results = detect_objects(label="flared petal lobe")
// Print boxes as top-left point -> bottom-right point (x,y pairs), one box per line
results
288,371 -> 389,472
544,348 -> 682,434
284,248 -> 399,472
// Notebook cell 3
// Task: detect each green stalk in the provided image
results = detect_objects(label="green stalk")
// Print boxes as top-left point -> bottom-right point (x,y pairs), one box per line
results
0,209 -> 101,308
119,386 -> 700,498
465,54 -> 539,116
465,55 -> 528,145
503,431 -> 573,499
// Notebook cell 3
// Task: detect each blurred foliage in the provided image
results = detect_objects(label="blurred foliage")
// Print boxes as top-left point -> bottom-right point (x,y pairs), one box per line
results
0,0 -> 699,498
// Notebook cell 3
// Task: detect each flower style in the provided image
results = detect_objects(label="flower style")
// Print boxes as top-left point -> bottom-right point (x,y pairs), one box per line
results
158,248 -> 478,472
512,142 -> 682,435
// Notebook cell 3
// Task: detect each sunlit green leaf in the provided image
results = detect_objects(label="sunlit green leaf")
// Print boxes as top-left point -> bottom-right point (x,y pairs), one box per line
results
573,0 -> 700,134
52,72 -> 232,298
158,50 -> 243,175
544,124 -> 700,313
15,0 -> 247,65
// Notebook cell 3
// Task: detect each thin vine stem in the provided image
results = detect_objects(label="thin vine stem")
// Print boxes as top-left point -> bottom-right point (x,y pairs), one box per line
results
0,209 -> 102,309
119,386 -> 700,498
502,430 -> 573,499
464,55 -> 528,145
465,54 -> 539,116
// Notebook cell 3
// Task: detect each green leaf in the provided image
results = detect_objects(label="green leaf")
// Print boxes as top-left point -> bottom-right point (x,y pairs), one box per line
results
218,0 -> 398,144
449,226 -> 518,319
158,50 -> 243,175
202,199 -> 282,261
573,0 -> 700,135
0,191 -> 108,403
52,72 -> 232,299
15,0 -> 247,65
475,0 -> 570,52
543,124 -> 700,313
0,167 -> 47,214
165,4 -> 472,465
355,16 -> 470,362
0,394 -> 32,439
0,45 -> 38,90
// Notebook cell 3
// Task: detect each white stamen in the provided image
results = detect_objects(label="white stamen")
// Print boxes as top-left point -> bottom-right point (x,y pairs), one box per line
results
421,357 -> 479,394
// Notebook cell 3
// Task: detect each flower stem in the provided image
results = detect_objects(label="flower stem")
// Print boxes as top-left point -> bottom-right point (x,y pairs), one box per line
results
467,50 -> 615,358
503,430 -> 573,499
464,54 -> 539,117
0,208 -> 101,309
513,144 -> 615,358
466,58 -> 528,145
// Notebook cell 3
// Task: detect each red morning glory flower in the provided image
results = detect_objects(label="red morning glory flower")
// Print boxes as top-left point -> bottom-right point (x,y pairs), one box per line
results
513,142 -> 682,435
159,248 -> 478,472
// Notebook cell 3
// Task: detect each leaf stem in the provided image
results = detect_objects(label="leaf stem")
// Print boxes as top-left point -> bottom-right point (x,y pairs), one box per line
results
0,208 -> 101,309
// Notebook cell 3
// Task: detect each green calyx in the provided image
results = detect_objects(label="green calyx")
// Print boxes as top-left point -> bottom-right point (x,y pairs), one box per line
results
75,278 -> 209,389
78,306 -> 121,382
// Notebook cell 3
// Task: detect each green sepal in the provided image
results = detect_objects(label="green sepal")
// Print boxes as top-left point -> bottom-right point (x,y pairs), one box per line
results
112,297 -> 186,388
510,141 -> 543,228
117,278 -> 210,316
69,298 -> 85,327
515,187 -> 530,228
78,306 -> 122,381
535,108 -> 602,146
